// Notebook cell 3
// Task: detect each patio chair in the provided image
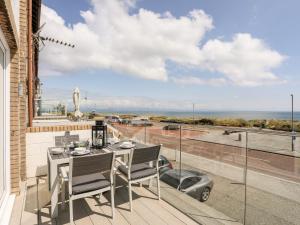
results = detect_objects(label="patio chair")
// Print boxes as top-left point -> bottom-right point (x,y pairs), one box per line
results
55,131 -> 79,147
117,145 -> 161,211
35,165 -> 48,224
68,152 -> 115,224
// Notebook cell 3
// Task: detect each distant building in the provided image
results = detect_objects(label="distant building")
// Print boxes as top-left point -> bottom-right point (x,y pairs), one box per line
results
131,116 -> 153,126
105,115 -> 122,123
0,0 -> 41,223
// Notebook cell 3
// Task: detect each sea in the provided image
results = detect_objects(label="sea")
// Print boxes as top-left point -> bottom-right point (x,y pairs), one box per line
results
91,110 -> 300,121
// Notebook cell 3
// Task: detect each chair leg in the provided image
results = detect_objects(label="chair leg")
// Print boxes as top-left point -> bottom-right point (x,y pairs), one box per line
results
61,180 -> 65,210
128,182 -> 133,211
149,178 -> 152,188
36,178 -> 40,221
69,198 -> 74,225
111,186 -> 115,219
157,175 -> 161,200
36,177 -> 39,209
113,172 -> 116,195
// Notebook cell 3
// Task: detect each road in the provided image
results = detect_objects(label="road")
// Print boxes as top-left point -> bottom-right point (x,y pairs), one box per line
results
113,123 -> 300,182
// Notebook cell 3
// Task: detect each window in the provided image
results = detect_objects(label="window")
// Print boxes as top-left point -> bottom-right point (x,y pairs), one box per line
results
180,177 -> 201,190
0,26 -> 12,225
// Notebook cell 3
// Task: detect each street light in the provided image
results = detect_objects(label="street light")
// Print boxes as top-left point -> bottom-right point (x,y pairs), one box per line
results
291,94 -> 296,151
192,103 -> 195,126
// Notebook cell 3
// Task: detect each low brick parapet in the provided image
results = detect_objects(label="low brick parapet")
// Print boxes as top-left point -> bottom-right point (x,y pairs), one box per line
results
26,124 -> 92,133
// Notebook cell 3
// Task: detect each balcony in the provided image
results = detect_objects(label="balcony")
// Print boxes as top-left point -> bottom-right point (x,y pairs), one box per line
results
10,177 -> 199,225
9,120 -> 300,225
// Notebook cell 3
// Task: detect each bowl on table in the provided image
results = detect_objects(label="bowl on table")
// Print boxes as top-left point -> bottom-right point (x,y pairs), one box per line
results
51,147 -> 64,155
107,137 -> 120,145
72,147 -> 90,156
119,141 -> 135,149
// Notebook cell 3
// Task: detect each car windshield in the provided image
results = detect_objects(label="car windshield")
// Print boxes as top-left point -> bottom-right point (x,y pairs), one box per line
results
180,177 -> 201,190
160,173 -> 180,188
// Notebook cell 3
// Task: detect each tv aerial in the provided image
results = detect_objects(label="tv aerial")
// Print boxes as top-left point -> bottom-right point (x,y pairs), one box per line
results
32,23 -> 75,51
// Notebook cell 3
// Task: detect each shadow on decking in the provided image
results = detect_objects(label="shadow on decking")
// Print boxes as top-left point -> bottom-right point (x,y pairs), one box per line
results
20,177 -> 165,225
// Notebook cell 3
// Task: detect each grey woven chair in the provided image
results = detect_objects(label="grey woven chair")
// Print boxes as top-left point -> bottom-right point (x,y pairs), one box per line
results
55,131 -> 79,147
68,153 -> 115,224
117,145 -> 161,211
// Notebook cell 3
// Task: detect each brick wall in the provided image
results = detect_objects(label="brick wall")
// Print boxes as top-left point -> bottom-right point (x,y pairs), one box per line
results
0,0 -> 29,194
19,0 -> 28,182
27,124 -> 93,133
10,47 -> 21,193
0,0 -> 20,194
10,0 -> 29,194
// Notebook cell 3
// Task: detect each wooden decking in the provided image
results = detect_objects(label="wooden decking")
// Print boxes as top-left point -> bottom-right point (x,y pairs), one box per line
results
9,178 -> 199,225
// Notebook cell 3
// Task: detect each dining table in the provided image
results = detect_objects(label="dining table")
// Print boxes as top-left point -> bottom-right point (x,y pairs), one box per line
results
47,141 -> 148,219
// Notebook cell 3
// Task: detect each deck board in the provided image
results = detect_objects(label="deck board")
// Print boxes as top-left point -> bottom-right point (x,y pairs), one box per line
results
118,187 -> 168,225
73,199 -> 94,225
135,186 -> 198,225
84,196 -> 113,225
94,194 -> 130,225
114,187 -> 149,225
9,180 -> 199,225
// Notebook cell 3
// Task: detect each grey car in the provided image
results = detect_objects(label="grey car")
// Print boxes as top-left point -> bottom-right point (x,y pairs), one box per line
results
160,169 -> 214,202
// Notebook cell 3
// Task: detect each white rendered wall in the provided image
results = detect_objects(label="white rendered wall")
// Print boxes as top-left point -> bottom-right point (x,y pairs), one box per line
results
26,130 -> 91,178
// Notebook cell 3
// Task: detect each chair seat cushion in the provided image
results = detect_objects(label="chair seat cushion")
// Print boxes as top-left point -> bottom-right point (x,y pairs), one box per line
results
72,173 -> 110,195
118,163 -> 157,180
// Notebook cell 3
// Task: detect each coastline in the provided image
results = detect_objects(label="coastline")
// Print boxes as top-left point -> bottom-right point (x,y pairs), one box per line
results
87,111 -> 300,132
82,109 -> 300,120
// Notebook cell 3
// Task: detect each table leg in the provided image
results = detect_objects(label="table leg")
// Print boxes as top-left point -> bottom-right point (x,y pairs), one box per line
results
50,161 -> 59,218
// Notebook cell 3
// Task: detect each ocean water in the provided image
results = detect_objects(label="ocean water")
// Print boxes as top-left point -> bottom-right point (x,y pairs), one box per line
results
95,110 -> 300,120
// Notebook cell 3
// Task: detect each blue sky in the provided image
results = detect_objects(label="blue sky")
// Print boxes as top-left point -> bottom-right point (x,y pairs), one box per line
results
40,0 -> 300,111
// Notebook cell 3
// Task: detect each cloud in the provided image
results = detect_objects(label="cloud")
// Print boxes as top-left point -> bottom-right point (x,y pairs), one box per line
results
40,0 -> 213,81
82,96 -> 199,111
172,76 -> 227,86
40,0 -> 285,86
198,33 -> 286,86
41,88 -> 203,111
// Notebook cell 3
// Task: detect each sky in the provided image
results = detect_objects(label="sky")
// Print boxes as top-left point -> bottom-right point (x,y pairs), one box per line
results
39,0 -> 300,111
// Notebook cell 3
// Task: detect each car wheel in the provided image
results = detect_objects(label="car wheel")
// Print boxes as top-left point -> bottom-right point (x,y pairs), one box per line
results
200,187 -> 210,202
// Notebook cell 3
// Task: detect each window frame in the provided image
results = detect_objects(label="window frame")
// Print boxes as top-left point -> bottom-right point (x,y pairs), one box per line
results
0,26 -> 13,225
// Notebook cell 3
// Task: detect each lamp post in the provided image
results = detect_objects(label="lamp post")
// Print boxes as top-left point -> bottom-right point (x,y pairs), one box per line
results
291,94 -> 296,152
192,103 -> 195,126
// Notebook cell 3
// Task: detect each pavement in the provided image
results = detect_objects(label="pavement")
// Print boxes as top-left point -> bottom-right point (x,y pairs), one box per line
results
185,127 -> 300,157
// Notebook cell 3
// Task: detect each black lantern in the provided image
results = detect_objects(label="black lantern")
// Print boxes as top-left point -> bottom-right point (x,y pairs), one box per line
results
92,120 -> 108,148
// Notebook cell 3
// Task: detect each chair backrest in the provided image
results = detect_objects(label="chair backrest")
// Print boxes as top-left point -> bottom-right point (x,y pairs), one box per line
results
131,145 -> 161,165
55,134 -> 79,147
70,153 -> 114,178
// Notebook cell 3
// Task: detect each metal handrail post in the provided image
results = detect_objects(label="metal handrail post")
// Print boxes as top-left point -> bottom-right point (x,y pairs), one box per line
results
243,131 -> 248,225
179,125 -> 182,178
